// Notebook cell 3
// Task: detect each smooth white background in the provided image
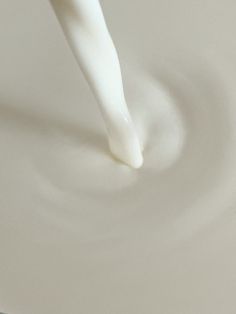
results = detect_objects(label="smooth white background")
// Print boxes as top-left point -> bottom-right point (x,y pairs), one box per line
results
0,1 -> 236,313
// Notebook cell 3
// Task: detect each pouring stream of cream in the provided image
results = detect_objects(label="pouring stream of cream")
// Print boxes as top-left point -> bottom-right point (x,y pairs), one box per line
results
49,0 -> 143,168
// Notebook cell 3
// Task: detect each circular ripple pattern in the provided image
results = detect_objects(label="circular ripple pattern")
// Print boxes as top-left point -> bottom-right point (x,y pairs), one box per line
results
32,61 -> 236,240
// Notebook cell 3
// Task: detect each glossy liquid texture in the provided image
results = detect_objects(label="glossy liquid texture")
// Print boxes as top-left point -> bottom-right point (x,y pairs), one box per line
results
49,0 -> 143,168
0,1 -> 236,314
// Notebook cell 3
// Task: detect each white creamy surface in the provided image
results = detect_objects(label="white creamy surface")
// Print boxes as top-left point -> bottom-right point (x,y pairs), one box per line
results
0,1 -> 236,313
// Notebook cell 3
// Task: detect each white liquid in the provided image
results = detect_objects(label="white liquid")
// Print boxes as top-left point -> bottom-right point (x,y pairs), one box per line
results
1,1 -> 236,314
49,0 -> 143,168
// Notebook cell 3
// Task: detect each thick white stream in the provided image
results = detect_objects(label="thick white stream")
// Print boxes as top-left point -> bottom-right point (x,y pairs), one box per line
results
49,0 -> 143,168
